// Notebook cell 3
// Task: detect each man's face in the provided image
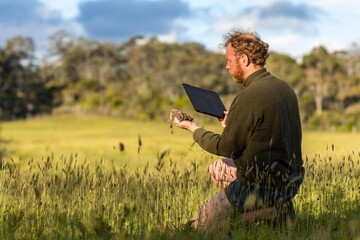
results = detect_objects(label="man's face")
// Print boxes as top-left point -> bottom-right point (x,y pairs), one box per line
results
225,44 -> 245,83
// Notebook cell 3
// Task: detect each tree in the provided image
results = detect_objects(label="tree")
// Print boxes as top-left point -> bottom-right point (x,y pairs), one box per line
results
120,37 -> 230,119
302,46 -> 346,116
2,33 -> 359,128
0,37 -> 35,119
0,36 -> 60,120
335,46 -> 360,110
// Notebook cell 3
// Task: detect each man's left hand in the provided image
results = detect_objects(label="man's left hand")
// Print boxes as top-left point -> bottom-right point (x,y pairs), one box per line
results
174,117 -> 200,133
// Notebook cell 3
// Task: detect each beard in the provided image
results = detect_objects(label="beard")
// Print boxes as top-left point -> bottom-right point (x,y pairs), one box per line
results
232,66 -> 245,83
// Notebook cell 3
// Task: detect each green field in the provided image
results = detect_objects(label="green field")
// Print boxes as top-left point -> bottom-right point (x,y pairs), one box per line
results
1,115 -> 206,169
0,115 -> 359,239
2,114 -> 359,166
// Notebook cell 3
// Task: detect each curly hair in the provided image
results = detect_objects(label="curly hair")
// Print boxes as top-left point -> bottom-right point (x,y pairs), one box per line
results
223,29 -> 270,66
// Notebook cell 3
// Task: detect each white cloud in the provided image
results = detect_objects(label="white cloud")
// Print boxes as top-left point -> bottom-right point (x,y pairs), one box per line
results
38,0 -> 83,19
313,0 -> 360,9
0,21 -> 84,57
34,5 -> 62,22
1,0 -> 359,58
267,34 -> 313,59
157,30 -> 178,44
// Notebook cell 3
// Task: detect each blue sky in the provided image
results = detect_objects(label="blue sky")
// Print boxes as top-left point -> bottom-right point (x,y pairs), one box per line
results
0,0 -> 359,59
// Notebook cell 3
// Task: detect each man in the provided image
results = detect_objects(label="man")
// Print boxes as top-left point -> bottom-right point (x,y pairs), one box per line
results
174,29 -> 305,231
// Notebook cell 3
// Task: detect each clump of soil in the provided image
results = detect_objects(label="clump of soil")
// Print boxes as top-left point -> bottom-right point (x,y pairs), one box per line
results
169,109 -> 193,134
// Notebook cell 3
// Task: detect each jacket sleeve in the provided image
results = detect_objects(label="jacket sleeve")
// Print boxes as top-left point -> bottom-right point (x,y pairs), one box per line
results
193,94 -> 259,158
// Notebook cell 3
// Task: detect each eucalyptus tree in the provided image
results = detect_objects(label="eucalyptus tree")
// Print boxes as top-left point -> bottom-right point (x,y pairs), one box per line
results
47,30 -> 125,84
302,46 -> 346,116
335,45 -> 360,111
121,37 -> 229,119
45,31 -> 128,113
0,36 -> 43,119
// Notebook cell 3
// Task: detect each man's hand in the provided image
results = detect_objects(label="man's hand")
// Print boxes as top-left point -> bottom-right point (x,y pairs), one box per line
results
218,111 -> 228,128
173,117 -> 200,133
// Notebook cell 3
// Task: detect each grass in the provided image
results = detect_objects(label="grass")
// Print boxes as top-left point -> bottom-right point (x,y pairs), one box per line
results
2,114 -> 359,166
301,130 -> 360,157
1,115 -> 211,169
0,115 -> 359,239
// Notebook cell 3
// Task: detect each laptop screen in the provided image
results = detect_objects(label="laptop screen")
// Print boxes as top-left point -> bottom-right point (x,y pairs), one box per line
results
182,83 -> 226,118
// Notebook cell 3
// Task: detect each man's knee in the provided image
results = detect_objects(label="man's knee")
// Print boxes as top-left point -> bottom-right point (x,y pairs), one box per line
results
208,159 -> 223,176
208,158 -> 235,175
192,190 -> 232,231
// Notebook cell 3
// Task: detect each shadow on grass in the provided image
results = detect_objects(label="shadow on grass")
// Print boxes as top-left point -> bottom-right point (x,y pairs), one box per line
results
146,201 -> 360,240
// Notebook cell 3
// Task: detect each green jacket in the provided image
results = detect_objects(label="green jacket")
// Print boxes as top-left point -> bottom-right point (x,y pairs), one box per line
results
193,68 -> 304,188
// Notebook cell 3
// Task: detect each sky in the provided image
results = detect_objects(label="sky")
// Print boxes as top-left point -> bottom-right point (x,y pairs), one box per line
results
0,0 -> 359,60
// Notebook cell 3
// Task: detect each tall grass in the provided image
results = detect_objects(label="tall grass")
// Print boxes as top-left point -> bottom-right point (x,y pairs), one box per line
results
1,116 -> 359,239
0,147 -> 359,239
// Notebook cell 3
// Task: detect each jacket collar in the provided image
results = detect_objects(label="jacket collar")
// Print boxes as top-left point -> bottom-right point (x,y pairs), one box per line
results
243,68 -> 268,87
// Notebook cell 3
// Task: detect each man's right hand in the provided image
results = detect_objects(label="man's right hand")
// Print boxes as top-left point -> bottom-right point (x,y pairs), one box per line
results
218,111 -> 228,128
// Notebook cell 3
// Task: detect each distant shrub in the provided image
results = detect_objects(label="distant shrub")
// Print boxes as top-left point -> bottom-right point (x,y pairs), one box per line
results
305,110 -> 360,131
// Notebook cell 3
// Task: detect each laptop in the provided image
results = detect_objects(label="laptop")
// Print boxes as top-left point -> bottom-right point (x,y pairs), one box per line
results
182,83 -> 226,118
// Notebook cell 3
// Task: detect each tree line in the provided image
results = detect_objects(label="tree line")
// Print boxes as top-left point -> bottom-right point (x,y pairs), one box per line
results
0,31 -> 360,131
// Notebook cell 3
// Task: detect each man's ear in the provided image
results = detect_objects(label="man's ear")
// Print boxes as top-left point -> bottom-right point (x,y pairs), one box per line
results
241,54 -> 250,66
